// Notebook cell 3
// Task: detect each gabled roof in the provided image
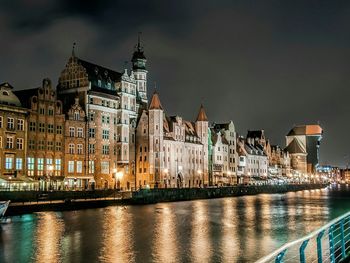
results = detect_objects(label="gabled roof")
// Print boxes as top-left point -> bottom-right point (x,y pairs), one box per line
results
285,138 -> 306,154
196,104 -> 208,122
149,91 -> 163,110
287,125 -> 323,136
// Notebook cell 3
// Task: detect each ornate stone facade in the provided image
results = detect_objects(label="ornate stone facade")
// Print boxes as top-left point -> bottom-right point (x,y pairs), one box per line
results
15,79 -> 65,189
0,83 -> 28,183
136,92 -> 209,188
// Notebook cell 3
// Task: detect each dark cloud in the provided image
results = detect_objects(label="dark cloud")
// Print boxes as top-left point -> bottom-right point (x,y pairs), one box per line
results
1,0 -> 350,166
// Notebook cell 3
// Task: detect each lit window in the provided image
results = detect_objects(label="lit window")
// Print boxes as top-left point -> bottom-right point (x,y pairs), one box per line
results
17,119 -> 24,130
88,160 -> 95,173
27,157 -> 35,176
55,159 -> 61,176
7,118 -> 14,130
101,161 -> 109,174
68,161 -> 74,173
76,161 -> 83,173
5,156 -> 13,170
37,158 -> 44,175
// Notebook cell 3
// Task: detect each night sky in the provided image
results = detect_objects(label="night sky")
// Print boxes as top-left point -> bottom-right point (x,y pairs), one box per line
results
0,1 -> 349,166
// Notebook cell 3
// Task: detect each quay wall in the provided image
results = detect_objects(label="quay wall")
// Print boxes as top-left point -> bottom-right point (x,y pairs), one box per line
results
2,184 -> 327,216
130,184 -> 328,204
0,189 -> 131,203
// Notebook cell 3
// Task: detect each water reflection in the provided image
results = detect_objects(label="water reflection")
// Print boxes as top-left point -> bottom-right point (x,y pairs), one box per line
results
221,198 -> 237,263
191,200 -> 212,263
1,186 -> 350,263
153,205 -> 179,263
33,212 -> 64,263
99,207 -> 134,263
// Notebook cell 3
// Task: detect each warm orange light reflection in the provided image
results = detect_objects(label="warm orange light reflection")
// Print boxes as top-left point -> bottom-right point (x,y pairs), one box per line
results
221,198 -> 237,262
99,207 -> 134,262
153,205 -> 179,263
34,212 -> 64,263
191,201 -> 211,263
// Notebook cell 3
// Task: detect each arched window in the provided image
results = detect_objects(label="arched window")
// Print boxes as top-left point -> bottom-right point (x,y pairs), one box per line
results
74,111 -> 79,121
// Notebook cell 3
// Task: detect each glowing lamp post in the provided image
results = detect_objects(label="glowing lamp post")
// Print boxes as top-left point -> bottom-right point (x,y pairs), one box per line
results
113,168 -> 117,189
47,165 -> 54,190
116,171 -> 123,190
163,168 -> 168,188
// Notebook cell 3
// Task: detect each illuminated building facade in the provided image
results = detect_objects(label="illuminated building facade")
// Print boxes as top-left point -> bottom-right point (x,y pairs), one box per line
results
0,83 -> 28,182
135,92 -> 209,188
15,79 -> 65,189
285,124 -> 323,174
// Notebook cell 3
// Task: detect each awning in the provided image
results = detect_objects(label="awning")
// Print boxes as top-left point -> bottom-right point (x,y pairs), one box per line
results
0,175 -> 39,183
65,176 -> 94,180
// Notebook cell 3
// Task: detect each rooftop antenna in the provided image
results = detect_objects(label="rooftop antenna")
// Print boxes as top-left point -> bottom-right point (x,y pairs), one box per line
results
72,42 -> 76,57
137,31 -> 142,51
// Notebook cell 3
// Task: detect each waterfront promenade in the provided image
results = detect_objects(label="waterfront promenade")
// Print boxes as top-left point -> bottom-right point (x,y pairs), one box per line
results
0,185 -> 348,263
1,183 -> 327,216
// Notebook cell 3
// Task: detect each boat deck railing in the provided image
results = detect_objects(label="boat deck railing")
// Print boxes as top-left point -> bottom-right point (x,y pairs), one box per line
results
256,211 -> 350,263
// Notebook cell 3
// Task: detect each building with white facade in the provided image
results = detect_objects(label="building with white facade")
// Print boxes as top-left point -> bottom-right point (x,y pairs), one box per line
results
56,41 -> 148,189
237,135 -> 269,184
210,121 -> 238,185
135,92 -> 209,188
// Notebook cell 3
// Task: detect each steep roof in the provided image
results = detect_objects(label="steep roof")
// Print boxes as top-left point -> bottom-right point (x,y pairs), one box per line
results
14,88 -> 39,108
285,138 -> 306,154
149,91 -> 163,110
213,123 -> 230,132
287,125 -> 323,136
77,58 -> 122,83
196,104 -> 208,122
247,130 -> 264,139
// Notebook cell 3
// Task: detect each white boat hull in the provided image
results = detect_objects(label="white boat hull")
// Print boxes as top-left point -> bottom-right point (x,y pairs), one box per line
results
0,201 -> 10,217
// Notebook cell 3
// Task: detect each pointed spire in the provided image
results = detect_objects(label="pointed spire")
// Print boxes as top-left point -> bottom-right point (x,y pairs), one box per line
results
196,104 -> 208,122
137,31 -> 142,51
72,42 -> 76,57
149,91 -> 163,110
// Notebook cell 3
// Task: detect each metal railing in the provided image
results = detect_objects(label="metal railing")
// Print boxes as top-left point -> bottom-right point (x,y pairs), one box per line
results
256,211 -> 350,263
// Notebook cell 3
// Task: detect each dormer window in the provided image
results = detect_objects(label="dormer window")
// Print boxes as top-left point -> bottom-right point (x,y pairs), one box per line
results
98,80 -> 102,87
2,91 -> 9,96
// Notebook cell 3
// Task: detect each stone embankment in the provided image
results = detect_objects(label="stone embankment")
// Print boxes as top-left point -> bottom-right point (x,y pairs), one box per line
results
1,184 -> 327,216
130,183 -> 328,204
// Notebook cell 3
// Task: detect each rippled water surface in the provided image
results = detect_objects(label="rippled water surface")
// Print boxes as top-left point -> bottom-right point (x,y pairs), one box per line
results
1,185 -> 350,263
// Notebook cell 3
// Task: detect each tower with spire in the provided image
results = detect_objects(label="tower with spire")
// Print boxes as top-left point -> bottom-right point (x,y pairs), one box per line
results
195,104 -> 209,185
148,91 -> 164,187
132,32 -> 148,104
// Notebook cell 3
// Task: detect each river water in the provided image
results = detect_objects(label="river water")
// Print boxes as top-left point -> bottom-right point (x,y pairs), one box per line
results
0,185 -> 350,263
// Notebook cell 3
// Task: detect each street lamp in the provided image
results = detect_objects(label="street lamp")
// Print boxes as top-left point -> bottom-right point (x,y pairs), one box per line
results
113,168 -> 117,189
198,169 -> 202,188
47,165 -> 54,190
163,168 -> 168,188
116,171 -> 123,190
